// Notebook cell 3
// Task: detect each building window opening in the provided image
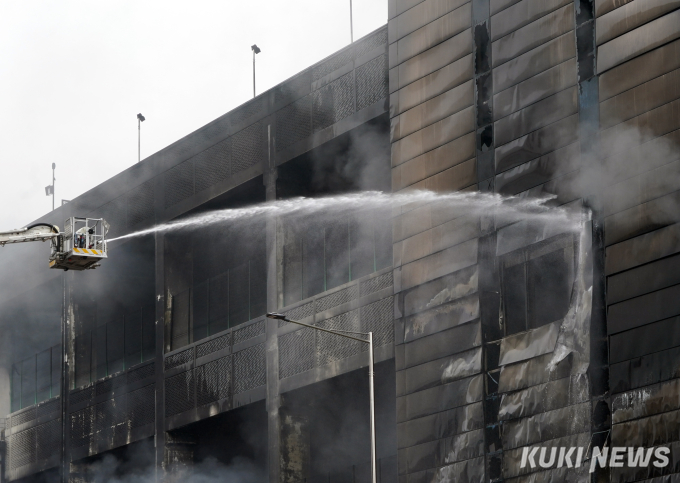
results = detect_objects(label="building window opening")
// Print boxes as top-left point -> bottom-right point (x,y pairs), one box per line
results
10,344 -> 61,412
501,234 -> 576,336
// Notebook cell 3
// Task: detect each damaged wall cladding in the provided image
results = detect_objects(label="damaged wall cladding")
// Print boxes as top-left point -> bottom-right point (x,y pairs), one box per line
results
3,1 -> 680,481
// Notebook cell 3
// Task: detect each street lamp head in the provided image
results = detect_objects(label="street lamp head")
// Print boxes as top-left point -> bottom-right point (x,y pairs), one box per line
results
52,163 -> 56,170
266,312 -> 287,320
137,113 -> 146,122
251,44 -> 261,54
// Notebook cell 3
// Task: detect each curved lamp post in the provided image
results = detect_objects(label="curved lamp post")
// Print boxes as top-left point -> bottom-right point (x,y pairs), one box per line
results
266,312 -> 377,483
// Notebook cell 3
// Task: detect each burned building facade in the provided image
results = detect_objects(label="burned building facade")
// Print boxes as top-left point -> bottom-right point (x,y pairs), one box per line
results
2,1 -> 680,482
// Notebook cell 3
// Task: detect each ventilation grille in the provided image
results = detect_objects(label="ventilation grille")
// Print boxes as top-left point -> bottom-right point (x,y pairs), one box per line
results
196,333 -> 231,358
165,371 -> 195,417
356,54 -> 388,112
127,362 -> 155,384
230,97 -> 265,126
70,407 -> 94,448
35,418 -> 61,462
128,385 -> 155,428
36,398 -> 60,419
361,297 -> 394,347
279,330 -> 315,379
313,49 -> 355,81
195,356 -> 231,407
9,427 -> 36,469
276,96 -> 312,151
284,302 -> 315,322
69,386 -> 94,407
11,408 -> 36,428
312,72 -> 355,133
164,160 -> 195,208
194,137 -> 231,193
233,343 -> 266,394
360,272 -> 393,296
354,29 -> 388,59
233,320 -> 265,345
274,71 -> 311,106
316,285 -> 359,313
165,348 -> 194,370
127,180 -> 155,227
279,296 -> 393,380
96,373 -> 126,396
317,311 -> 362,366
232,122 -> 264,173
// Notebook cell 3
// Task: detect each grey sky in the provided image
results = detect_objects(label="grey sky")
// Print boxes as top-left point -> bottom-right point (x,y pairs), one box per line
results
0,1 -> 386,230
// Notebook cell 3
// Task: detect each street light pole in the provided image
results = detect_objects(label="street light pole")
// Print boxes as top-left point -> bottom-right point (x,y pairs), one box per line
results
266,312 -> 377,483
350,0 -> 354,43
251,44 -> 261,98
137,113 -> 145,163
51,163 -> 55,211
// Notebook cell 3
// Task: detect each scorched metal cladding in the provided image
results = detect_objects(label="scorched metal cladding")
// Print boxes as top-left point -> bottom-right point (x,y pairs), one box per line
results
1,6 -> 680,483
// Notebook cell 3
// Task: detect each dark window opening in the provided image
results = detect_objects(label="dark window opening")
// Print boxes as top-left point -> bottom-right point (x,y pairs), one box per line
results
501,235 -> 576,336
278,113 -> 391,306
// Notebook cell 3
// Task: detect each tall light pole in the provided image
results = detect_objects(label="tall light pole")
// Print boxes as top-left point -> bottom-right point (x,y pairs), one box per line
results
137,113 -> 145,163
251,44 -> 261,98
45,163 -> 55,211
350,0 -> 354,43
266,312 -> 377,483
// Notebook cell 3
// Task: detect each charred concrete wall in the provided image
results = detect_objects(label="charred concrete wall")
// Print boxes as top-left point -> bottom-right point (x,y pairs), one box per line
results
388,0 -> 680,482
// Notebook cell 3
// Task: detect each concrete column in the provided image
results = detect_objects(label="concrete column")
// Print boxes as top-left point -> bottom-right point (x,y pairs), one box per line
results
279,408 -> 310,483
264,123 -> 282,483
61,271 -> 73,483
154,176 -> 167,482
163,430 -> 197,483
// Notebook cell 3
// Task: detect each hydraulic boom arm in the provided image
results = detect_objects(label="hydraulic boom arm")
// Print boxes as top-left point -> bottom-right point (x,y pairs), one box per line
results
0,217 -> 109,270
0,223 -> 60,246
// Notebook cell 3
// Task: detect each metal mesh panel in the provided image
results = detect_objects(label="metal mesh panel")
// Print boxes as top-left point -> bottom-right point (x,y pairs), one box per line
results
127,362 -> 155,384
10,427 -> 36,469
164,160 -> 195,208
201,116 -> 230,145
356,54 -> 388,112
69,387 -> 94,406
312,49 -> 355,81
276,95 -> 312,151
361,297 -> 394,348
127,180 -> 155,227
36,398 -> 60,419
70,407 -> 93,448
195,356 -> 231,407
96,373 -> 126,396
274,71 -> 311,105
196,333 -> 231,358
278,329 -> 315,379
233,321 -> 265,345
165,348 -> 193,370
316,310 -> 362,366
360,272 -> 393,296
128,384 -> 155,428
11,408 -> 36,428
313,73 -> 355,132
285,302 -> 315,321
36,418 -> 61,462
194,137 -> 231,193
316,285 -> 359,313
165,371 -> 195,416
233,343 -> 266,394
230,97 -> 265,126
353,29 -> 388,59
94,196 -> 126,238
232,122 -> 264,173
